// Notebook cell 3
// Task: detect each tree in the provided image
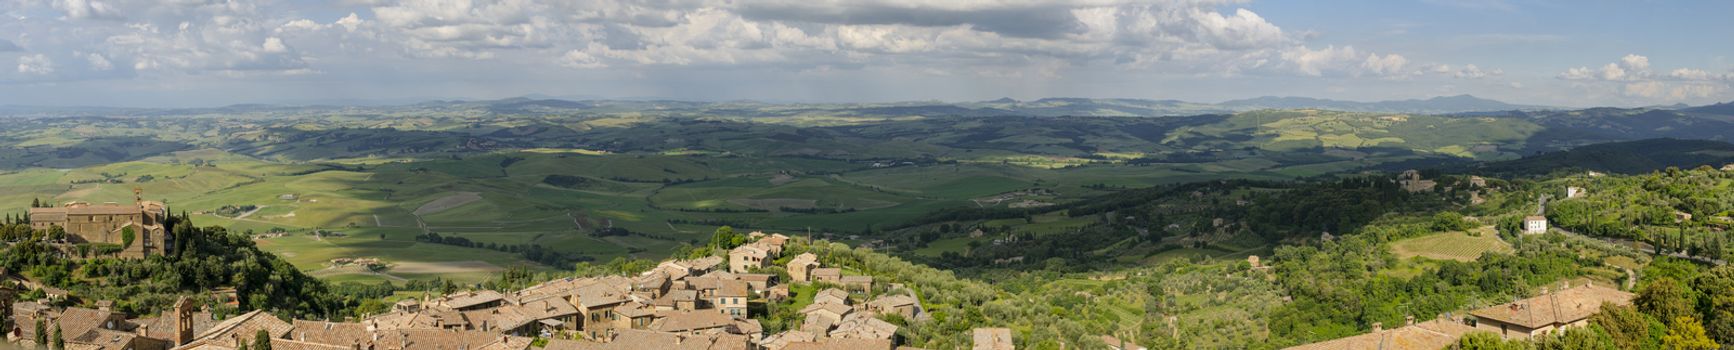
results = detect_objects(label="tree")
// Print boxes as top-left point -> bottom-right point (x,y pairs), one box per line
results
1637,278 -> 1697,325
51,322 -> 63,350
1661,317 -> 1718,350
254,329 -> 273,350
711,226 -> 744,250
1592,303 -> 1659,349
1454,331 -> 1526,350
33,319 -> 46,346
1692,265 -> 1734,344
1533,326 -> 1615,350
121,226 -> 136,248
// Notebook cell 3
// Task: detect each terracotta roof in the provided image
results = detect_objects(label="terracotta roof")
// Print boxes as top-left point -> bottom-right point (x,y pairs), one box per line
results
868,295 -> 916,309
437,290 -> 505,309
730,245 -> 769,259
829,314 -> 898,340
576,284 -> 631,309
717,280 -> 750,298
545,329 -> 747,350
189,310 -> 294,348
783,338 -> 893,350
1524,216 -> 1546,222
649,311 -> 738,333
812,269 -> 842,279
1282,319 -> 1477,350
1469,284 -> 1634,329
813,288 -> 849,305
365,307 -> 469,330
788,254 -> 819,267
55,307 -> 120,340
69,328 -> 138,350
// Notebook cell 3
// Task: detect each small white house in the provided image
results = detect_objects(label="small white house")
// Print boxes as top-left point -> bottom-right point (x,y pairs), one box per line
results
1566,187 -> 1585,199
1524,216 -> 1549,234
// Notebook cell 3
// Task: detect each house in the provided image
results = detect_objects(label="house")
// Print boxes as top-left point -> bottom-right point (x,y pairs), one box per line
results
728,244 -> 772,274
574,284 -> 632,340
1468,176 -> 1487,188
715,280 -> 751,318
1100,335 -> 1146,350
1467,283 -> 1634,339
813,288 -> 850,307
1282,317 -> 1476,350
613,302 -> 659,330
652,290 -> 699,312
787,253 -> 821,282
866,294 -> 919,320
649,311 -> 741,336
1524,216 -> 1548,234
799,302 -> 853,333
1566,186 -> 1586,199
973,328 -> 1014,350
841,276 -> 874,291
737,274 -> 775,293
811,268 -> 843,284
828,313 -> 899,342
1723,164 -> 1734,171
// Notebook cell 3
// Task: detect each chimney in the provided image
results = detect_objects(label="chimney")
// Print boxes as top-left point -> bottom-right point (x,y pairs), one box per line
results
1371,322 -> 1383,332
1405,315 -> 1415,326
300,332 -> 306,342
138,324 -> 149,336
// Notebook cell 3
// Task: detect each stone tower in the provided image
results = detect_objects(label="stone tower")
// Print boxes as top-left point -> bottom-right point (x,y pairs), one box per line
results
171,297 -> 195,346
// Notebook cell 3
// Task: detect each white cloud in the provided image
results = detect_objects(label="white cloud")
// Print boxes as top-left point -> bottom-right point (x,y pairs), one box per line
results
53,0 -> 123,20
1562,54 -> 1731,102
262,37 -> 288,53
86,53 -> 112,70
1360,53 -> 1408,76
1620,54 -> 1649,71
17,54 -> 55,74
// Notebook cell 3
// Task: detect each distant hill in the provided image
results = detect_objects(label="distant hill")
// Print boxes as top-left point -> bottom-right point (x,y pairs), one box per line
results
1683,101 -> 1734,116
1219,94 -> 1550,114
1475,138 -> 1734,175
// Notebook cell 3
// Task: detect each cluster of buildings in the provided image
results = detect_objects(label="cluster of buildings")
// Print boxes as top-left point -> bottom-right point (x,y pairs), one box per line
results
26,190 -> 171,258
5,232 -> 997,350
1285,282 -> 1634,350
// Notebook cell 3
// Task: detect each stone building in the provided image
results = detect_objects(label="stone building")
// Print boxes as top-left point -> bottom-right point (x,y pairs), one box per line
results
28,190 -> 170,258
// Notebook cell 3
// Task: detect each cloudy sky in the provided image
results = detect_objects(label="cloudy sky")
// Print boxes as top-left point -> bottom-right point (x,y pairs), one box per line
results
2,0 -> 1732,108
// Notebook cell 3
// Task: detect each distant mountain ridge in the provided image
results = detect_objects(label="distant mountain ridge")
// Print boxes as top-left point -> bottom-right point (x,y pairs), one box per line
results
3,94 -> 1562,117
1218,94 -> 1551,114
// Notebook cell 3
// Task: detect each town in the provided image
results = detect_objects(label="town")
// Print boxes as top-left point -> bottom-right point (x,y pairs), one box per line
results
4,210 -> 1651,350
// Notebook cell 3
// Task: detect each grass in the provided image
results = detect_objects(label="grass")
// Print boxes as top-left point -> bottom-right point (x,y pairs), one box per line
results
1389,227 -> 1514,262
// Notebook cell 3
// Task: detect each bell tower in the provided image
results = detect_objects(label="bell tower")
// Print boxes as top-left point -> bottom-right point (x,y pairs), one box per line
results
171,297 -> 195,345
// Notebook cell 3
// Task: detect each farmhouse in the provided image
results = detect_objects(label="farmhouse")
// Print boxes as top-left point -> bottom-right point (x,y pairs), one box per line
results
1566,186 -> 1586,199
728,244 -> 771,273
27,191 -> 170,258
787,253 -> 821,282
1398,170 -> 1437,193
1467,283 -> 1634,339
1523,216 -> 1548,234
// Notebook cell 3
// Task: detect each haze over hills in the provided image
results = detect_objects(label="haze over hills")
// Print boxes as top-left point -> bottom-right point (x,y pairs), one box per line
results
0,94 -> 1571,118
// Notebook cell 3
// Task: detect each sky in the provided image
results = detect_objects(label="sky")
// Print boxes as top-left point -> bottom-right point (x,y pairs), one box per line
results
2,0 -> 1732,108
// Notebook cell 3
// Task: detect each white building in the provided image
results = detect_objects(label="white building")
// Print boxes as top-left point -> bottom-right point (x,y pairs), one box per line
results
1566,187 -> 1585,199
1523,216 -> 1548,234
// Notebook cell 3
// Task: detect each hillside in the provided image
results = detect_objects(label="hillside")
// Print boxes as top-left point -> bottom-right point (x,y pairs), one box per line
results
1476,138 -> 1734,175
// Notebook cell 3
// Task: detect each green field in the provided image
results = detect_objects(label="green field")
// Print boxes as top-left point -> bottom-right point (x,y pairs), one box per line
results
1389,227 -> 1514,262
